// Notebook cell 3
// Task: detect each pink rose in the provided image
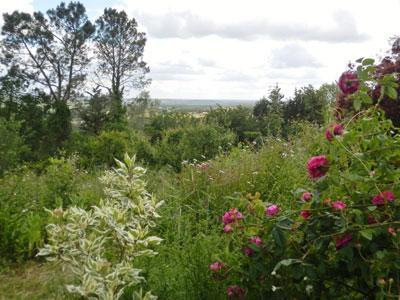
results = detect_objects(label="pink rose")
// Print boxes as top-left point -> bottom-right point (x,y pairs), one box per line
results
300,210 -> 311,219
301,192 -> 313,202
307,155 -> 329,179
372,191 -> 395,206
265,204 -> 280,216
338,71 -> 359,95
223,224 -> 233,233
332,201 -> 347,210
250,236 -> 262,246
209,261 -> 223,272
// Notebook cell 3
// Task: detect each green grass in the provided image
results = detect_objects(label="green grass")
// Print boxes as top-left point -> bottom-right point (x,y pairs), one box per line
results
0,262 -> 73,300
0,123 -> 323,299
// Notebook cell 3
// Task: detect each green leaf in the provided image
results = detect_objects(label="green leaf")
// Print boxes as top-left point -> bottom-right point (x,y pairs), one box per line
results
386,86 -> 398,100
353,98 -> 362,111
360,229 -> 374,240
367,206 -> 377,211
272,227 -> 285,248
362,58 -> 375,66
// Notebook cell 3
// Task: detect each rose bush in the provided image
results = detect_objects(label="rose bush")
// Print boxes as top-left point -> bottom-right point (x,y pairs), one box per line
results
210,47 -> 400,298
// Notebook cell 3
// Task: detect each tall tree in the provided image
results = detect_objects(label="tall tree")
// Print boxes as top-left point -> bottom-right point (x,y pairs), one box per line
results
94,8 -> 149,124
254,85 -> 284,136
1,1 -> 95,145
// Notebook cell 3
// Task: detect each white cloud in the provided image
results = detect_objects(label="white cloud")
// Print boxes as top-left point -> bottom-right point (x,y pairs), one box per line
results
136,10 -> 368,43
269,44 -> 322,68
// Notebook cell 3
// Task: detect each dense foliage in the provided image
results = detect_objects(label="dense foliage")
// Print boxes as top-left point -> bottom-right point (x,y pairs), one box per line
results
210,55 -> 400,298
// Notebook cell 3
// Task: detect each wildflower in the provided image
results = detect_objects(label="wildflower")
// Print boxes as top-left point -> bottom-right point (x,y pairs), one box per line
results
301,192 -> 313,202
227,285 -> 245,298
332,201 -> 347,210
209,261 -> 224,272
335,233 -> 353,250
265,204 -> 280,216
222,208 -> 243,225
338,71 -> 359,95
300,210 -> 311,219
372,191 -> 395,206
249,236 -> 262,246
307,155 -> 329,179
223,224 -> 233,233
333,124 -> 344,135
325,124 -> 344,141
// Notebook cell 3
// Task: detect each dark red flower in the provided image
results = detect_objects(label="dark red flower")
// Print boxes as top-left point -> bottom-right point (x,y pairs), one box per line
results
300,210 -> 311,219
338,71 -> 359,95
336,233 -> 353,250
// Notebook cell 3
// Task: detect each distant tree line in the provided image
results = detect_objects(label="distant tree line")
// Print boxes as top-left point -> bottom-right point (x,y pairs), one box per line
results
206,83 -> 337,142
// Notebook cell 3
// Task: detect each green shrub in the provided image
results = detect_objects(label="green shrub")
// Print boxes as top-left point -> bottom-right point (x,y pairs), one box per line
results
0,158 -> 103,263
157,123 -> 235,171
0,117 -> 28,175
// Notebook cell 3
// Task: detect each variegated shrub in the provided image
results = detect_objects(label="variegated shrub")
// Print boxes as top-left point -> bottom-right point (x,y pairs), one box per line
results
37,154 -> 163,300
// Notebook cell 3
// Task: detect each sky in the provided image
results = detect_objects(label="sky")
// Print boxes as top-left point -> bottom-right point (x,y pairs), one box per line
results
1,0 -> 400,100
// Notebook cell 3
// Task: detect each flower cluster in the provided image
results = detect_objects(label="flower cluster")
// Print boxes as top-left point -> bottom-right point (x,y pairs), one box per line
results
372,190 -> 395,206
222,208 -> 243,232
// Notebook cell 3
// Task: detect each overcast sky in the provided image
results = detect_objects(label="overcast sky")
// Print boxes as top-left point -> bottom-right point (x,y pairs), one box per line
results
2,0 -> 400,99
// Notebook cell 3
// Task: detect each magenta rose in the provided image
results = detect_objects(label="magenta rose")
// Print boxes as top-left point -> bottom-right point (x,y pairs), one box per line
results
332,201 -> 347,210
372,190 -> 395,205
301,192 -> 313,202
265,204 -> 280,216
209,261 -> 224,272
307,155 -> 329,179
